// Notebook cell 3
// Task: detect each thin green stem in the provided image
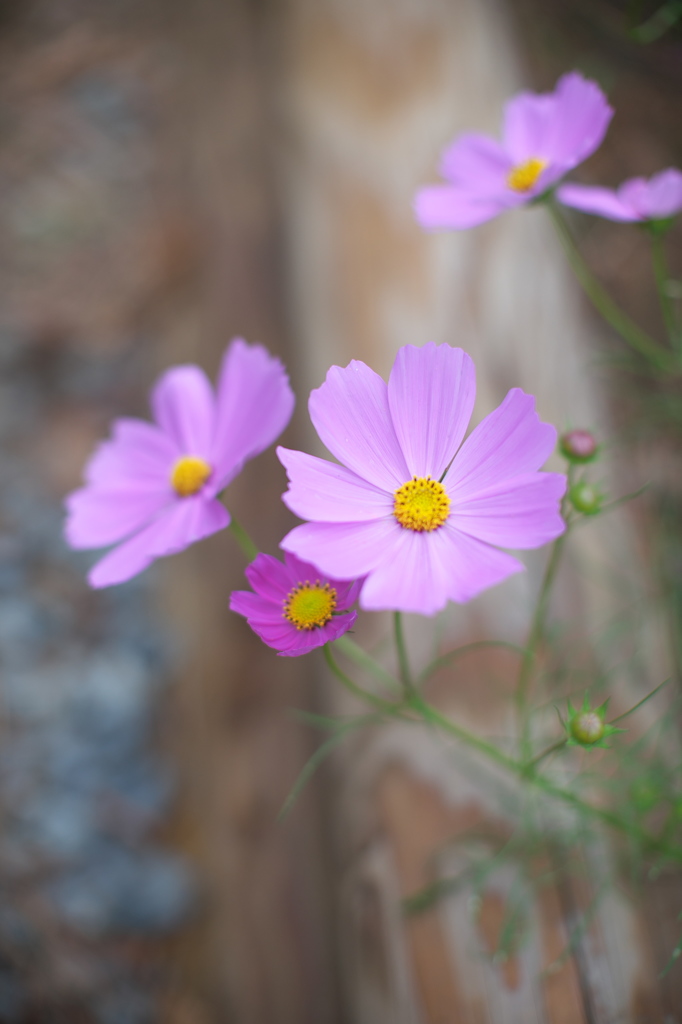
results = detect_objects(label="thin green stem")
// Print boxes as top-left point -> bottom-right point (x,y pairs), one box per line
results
228,516 -> 259,561
546,200 -> 675,372
528,739 -> 567,770
324,644 -> 397,714
516,531 -> 568,763
394,611 -> 416,698
333,634 -> 402,693
650,229 -> 680,349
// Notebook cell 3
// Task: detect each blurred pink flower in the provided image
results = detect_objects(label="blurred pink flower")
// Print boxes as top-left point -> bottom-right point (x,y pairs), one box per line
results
558,168 -> 682,222
65,339 -> 294,588
230,552 -> 360,656
278,343 -> 566,616
415,71 -> 613,230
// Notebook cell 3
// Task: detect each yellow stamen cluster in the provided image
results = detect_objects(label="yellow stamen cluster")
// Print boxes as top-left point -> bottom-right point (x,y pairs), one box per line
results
506,157 -> 548,193
393,476 -> 450,532
283,581 -> 337,631
170,455 -> 212,497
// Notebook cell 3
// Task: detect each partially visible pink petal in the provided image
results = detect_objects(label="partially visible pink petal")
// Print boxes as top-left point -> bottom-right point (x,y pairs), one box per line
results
503,91 -> 556,163
451,472 -> 566,548
146,496 -> 229,556
245,553 -> 298,603
229,589 -> 283,623
359,528 -> 450,615
212,339 -> 295,488
309,362 -> 409,492
388,343 -> 476,479
280,612 -> 358,657
414,186 -> 507,230
545,72 -> 613,169
439,133 -> 511,191
557,183 -> 639,222
639,168 -> 682,219
336,577 -> 363,610
88,497 -> 229,588
434,524 -> 526,604
278,447 -> 392,522
446,389 -> 556,500
65,486 -> 169,549
358,522 -> 525,614
150,365 -> 215,458
85,418 -> 179,487
280,518 -> 396,580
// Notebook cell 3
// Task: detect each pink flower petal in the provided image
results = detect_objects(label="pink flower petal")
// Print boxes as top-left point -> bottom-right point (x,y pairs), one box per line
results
414,186 -> 507,230
88,497 -> 229,588
278,447 -> 392,522
280,518 -> 396,580
503,91 -> 556,163
387,343 -> 476,479
229,590 -> 284,624
358,522 -> 525,613
639,168 -> 682,219
545,72 -> 613,170
85,418 -> 179,487
451,472 -> 566,548
212,338 -> 295,489
150,365 -> 216,458
309,361 -> 409,492
245,552 -> 299,602
557,183 -> 639,222
439,133 -> 511,191
65,486 -> 170,549
445,389 -> 556,500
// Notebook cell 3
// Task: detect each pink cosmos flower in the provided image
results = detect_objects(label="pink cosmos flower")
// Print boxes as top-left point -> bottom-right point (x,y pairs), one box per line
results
415,72 -> 613,231
230,552 -> 361,656
65,338 -> 294,588
557,168 -> 682,223
277,343 -> 566,616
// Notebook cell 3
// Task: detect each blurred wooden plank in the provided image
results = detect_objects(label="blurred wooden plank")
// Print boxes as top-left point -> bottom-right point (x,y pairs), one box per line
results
279,0 -> 679,1019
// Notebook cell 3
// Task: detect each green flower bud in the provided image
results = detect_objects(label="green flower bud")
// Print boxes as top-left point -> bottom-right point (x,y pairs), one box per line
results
559,429 -> 598,464
570,710 -> 604,745
569,481 -> 603,515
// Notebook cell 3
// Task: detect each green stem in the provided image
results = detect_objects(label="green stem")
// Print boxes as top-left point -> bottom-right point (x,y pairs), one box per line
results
546,200 -> 675,372
394,611 -> 416,698
333,634 -> 402,693
324,644 -> 397,714
516,531 -> 568,763
528,739 -> 567,769
228,516 -> 259,561
650,229 -> 680,349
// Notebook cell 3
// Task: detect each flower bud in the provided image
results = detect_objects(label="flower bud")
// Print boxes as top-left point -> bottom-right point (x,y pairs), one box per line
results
570,710 -> 604,745
569,481 -> 603,515
559,429 -> 599,463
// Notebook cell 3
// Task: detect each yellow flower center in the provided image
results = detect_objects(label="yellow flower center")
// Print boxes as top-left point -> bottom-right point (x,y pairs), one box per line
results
393,476 -> 450,532
283,581 -> 337,631
170,455 -> 212,497
506,157 -> 548,193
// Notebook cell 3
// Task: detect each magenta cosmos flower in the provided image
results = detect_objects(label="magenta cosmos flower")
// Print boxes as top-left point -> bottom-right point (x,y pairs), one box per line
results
558,168 -> 682,223
277,343 -> 566,616
65,339 -> 294,588
230,552 -> 361,656
415,71 -> 613,230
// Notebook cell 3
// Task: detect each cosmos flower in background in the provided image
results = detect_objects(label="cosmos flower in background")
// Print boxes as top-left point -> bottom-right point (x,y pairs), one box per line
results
558,168 -> 682,223
415,71 -> 613,230
230,552 -> 361,656
65,339 -> 294,588
278,343 -> 566,616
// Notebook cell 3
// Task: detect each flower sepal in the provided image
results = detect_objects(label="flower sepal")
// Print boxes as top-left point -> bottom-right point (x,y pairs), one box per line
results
569,480 -> 604,515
